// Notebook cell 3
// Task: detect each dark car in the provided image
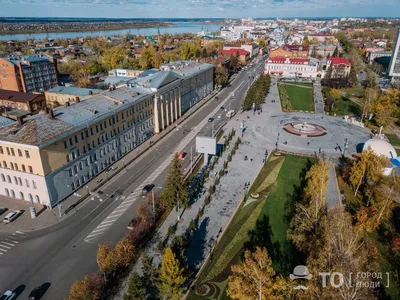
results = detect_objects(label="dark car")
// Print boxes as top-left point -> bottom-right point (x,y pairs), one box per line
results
28,283 -> 51,300
220,106 -> 224,110
0,208 -> 7,216
142,184 -> 155,195
208,117 -> 214,122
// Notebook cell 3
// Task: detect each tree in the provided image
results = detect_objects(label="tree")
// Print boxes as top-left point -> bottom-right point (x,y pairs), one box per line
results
372,88 -> 400,127
158,247 -> 186,300
141,252 -> 159,298
227,247 -> 286,300
215,66 -> 229,87
96,243 -> 116,279
68,273 -> 104,300
349,149 -> 387,196
100,46 -> 129,70
114,237 -> 135,268
371,174 -> 399,225
362,87 -> 378,120
139,46 -> 155,70
124,272 -> 146,300
160,153 -> 188,209
302,36 -> 310,46
365,68 -> 377,88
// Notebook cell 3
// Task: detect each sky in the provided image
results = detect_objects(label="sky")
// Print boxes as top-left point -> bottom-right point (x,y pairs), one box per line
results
0,0 -> 399,18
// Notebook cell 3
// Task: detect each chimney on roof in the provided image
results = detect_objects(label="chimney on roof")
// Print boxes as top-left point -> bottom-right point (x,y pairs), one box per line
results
17,116 -> 24,127
75,96 -> 80,103
49,109 -> 54,119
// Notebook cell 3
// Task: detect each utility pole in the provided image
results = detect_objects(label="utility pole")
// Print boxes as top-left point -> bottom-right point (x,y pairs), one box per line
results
190,146 -> 193,174
212,120 -> 214,137
58,203 -> 63,218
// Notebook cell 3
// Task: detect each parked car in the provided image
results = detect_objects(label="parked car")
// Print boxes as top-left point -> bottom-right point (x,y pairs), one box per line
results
142,184 -> 155,196
220,106 -> 224,110
217,114 -> 222,119
0,290 -> 16,300
208,117 -> 214,122
178,151 -> 187,160
3,211 -> 21,223
29,286 -> 45,300
0,208 -> 7,216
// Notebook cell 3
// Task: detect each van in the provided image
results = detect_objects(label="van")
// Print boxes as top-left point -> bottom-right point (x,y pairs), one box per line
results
3,211 -> 21,223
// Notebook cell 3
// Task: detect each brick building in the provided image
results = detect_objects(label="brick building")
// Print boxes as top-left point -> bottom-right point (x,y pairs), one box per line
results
269,45 -> 309,58
0,54 -> 59,93
0,89 -> 46,113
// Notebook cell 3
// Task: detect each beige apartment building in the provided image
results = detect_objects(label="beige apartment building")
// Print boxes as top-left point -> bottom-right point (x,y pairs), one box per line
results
45,86 -> 103,107
0,61 -> 214,206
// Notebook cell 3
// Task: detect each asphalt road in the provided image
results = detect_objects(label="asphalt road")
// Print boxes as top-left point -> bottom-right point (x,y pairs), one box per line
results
0,58 -> 265,299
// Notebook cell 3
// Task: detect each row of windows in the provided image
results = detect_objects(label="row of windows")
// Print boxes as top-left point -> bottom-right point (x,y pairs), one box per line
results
63,106 -> 153,150
0,146 -> 30,158
266,65 -> 315,71
4,189 -> 41,203
1,161 -> 33,173
1,174 -> 37,189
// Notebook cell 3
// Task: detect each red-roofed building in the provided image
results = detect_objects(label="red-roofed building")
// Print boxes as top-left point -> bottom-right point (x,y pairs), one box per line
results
264,57 -> 318,79
326,57 -> 352,78
218,49 -> 250,64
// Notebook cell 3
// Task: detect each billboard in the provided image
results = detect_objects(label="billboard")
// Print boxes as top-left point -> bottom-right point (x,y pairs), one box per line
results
196,136 -> 217,155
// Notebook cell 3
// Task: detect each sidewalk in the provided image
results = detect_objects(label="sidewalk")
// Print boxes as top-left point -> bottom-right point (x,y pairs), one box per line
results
0,75 -> 239,232
326,161 -> 341,208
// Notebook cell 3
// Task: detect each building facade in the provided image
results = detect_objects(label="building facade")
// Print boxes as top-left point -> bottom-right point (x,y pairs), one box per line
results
326,57 -> 352,78
264,57 -> 318,79
0,89 -> 46,113
269,45 -> 309,58
45,86 -> 103,107
0,54 -> 59,93
389,28 -> 400,81
218,49 -> 250,64
0,61 -> 214,206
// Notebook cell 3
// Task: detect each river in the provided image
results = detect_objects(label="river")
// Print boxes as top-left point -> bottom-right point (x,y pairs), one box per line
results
0,22 -> 221,41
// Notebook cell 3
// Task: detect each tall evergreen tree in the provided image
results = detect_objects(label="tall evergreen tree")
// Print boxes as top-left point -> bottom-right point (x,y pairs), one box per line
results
160,153 -> 188,209
124,272 -> 146,300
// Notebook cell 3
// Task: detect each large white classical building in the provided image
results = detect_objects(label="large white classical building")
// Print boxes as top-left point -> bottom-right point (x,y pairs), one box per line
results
264,57 -> 319,79
0,61 -> 214,206
389,27 -> 400,82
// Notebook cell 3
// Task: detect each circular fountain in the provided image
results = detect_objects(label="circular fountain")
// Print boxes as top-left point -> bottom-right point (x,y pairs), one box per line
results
283,121 -> 327,137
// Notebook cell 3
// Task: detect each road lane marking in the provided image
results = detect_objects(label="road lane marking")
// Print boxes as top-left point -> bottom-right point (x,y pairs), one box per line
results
15,231 -> 25,235
0,244 -> 11,249
5,239 -> 18,244
0,248 -> 7,252
1,241 -> 14,247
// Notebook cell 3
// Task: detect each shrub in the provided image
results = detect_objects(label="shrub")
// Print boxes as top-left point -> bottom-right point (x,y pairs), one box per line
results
219,169 -> 224,177
215,176 -> 220,185
157,240 -> 165,253
68,273 -> 105,300
205,195 -> 211,205
204,170 -> 209,179
224,161 -> 228,169
168,224 -> 176,236
208,184 -> 215,195
189,219 -> 197,232
228,154 -> 232,162
197,207 -> 204,218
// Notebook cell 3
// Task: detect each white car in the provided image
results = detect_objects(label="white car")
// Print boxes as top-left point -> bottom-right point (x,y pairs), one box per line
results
3,211 -> 21,223
0,290 -> 16,300
217,114 -> 222,119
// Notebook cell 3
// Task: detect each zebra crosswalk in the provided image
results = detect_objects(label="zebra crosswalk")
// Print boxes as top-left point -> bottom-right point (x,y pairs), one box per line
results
0,231 -> 27,256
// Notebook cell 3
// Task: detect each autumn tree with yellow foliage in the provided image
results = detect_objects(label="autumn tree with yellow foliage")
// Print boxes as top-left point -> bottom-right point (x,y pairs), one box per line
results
158,247 -> 186,300
227,247 -> 286,300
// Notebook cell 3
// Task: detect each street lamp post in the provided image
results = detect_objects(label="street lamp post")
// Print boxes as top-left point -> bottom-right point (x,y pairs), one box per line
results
86,185 -> 89,196
343,138 -> 349,156
276,133 -> 280,151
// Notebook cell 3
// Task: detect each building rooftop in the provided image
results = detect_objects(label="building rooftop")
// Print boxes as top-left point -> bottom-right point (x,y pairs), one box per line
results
0,116 -> 15,128
4,54 -> 52,66
218,49 -> 250,56
46,86 -> 103,96
266,57 -> 310,64
0,89 -> 43,103
328,57 -> 351,65
0,86 -> 152,148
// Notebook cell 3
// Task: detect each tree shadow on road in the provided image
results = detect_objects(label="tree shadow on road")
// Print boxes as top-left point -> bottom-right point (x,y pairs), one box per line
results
186,216 -> 210,272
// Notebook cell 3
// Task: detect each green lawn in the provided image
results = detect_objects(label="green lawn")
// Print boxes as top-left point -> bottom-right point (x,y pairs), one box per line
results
281,81 -> 313,87
278,83 -> 314,112
386,133 -> 400,147
326,96 -> 361,116
188,154 -> 311,299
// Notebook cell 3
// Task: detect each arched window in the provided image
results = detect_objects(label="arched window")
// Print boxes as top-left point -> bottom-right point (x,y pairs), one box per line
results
10,190 -> 15,198
22,164 -> 26,172
14,176 -> 18,185
19,192 -> 24,200
25,179 -> 30,187
7,175 -> 11,183
18,177 -> 22,186
29,194 -> 33,202
1,174 -> 5,182
5,188 -> 9,197
35,195 -> 40,204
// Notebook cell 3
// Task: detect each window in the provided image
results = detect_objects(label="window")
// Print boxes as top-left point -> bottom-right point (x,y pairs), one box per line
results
2,161 -> 7,168
19,192 -> 24,200
17,149 -> 22,157
73,165 -> 78,174
79,162 -> 83,170
5,188 -> 9,197
64,140 -> 68,149
10,148 -> 15,156
25,179 -> 30,187
85,130 -> 89,138
35,195 -> 40,204
75,135 -> 78,143
14,176 -> 18,185
90,127 -> 94,135
10,163 -> 14,170
0,146 -> 3,154
1,174 -> 4,182
29,194 -> 33,202
71,182 -> 75,190
100,123 -> 103,131
83,145 -> 86,154
81,132 -> 85,140
18,177 -> 22,186
25,150 -> 30,158
6,147 -> 10,155
32,180 -> 37,189
10,189 -> 15,198
7,175 -> 11,183
69,138 -> 73,146
68,169 -> 72,177
96,125 -> 99,132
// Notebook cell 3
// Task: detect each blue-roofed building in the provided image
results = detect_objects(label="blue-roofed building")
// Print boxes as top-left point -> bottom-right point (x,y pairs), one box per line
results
45,86 -> 103,107
0,53 -> 59,93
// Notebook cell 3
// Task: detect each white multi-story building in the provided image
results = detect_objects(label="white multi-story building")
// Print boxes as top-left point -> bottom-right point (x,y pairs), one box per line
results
389,27 -> 400,82
264,57 -> 318,79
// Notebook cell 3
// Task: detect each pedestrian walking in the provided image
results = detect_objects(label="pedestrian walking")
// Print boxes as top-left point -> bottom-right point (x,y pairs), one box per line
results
307,141 -> 310,146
